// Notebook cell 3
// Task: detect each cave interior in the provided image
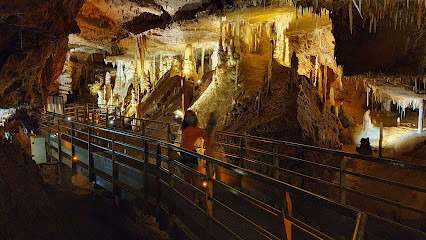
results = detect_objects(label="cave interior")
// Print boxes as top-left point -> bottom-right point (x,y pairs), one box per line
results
0,0 -> 425,239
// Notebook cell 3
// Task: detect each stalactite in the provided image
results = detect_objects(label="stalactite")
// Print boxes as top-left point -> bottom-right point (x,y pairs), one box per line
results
349,0 -> 353,34
349,0 -> 354,34
284,36 -> 290,66
367,88 -> 370,106
314,56 -> 318,87
318,68 -> 323,99
374,16 -> 377,33
324,60 -> 327,101
19,30 -> 23,50
353,0 -> 363,18
395,11 -> 398,29
201,46 -> 205,75
267,39 -> 273,93
418,0 -> 423,29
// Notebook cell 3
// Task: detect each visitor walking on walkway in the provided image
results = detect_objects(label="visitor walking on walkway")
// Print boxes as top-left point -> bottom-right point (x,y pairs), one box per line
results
180,110 -> 206,186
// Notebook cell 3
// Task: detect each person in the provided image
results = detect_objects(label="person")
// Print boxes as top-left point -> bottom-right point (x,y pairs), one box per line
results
204,112 -> 220,180
180,110 -> 205,167
179,110 -> 206,204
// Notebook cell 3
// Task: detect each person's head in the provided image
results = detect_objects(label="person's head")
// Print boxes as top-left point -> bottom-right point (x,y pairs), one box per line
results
207,112 -> 217,127
181,110 -> 198,129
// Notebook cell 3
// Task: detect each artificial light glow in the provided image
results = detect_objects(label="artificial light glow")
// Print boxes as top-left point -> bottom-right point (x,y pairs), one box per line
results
174,110 -> 184,119
67,117 -> 71,120
72,156 -> 78,161
202,181 -> 208,188
198,80 -> 201,84
109,120 -> 114,124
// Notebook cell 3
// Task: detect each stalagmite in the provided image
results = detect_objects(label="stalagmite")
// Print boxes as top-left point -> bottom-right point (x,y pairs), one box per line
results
379,122 -> 383,157
418,0 -> 423,29
418,100 -> 424,133
201,46 -> 205,75
151,56 -> 156,84
19,30 -> 23,50
267,40 -> 273,94
323,60 -> 327,101
314,56 -> 318,87
318,68 -> 323,99
284,36 -> 290,66
330,87 -> 335,106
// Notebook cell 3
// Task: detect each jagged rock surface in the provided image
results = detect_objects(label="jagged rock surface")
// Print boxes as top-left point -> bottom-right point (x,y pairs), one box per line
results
0,0 -> 85,107
224,60 -> 341,149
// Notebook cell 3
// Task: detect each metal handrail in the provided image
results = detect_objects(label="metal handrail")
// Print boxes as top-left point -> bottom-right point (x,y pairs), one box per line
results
45,105 -> 426,236
215,130 -> 426,171
41,111 -> 369,240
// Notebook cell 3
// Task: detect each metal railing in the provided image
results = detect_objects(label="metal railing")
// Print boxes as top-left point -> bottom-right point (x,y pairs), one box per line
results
39,110 -> 372,240
55,104 -> 426,238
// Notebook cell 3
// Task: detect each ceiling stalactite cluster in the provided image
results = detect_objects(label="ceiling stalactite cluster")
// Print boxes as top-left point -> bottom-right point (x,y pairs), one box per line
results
0,0 -> 424,147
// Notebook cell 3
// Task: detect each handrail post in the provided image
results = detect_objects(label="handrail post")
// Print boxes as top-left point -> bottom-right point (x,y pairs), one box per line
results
281,192 -> 293,240
85,103 -> 89,122
155,144 -> 162,218
340,155 -> 347,205
239,137 -> 245,188
106,107 -> 109,127
273,146 -> 280,209
239,137 -> 245,168
167,123 -> 171,143
273,146 -> 279,180
47,115 -> 51,161
352,212 -> 367,240
76,107 -> 79,122
58,118 -> 62,164
112,133 -> 121,205
120,112 -> 125,130
143,139 -> 149,201
71,122 -> 76,179
167,147 -> 176,236
142,119 -> 146,136
205,160 -> 214,240
88,127 -> 95,183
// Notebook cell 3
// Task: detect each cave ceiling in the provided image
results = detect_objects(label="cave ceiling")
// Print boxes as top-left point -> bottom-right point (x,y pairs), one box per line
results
72,0 -> 425,72
0,0 -> 424,107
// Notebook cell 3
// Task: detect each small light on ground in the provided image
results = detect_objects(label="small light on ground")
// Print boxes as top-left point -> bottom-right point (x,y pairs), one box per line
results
72,156 -> 78,161
202,181 -> 207,188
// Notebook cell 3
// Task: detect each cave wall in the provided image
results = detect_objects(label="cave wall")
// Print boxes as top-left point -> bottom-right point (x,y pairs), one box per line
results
224,60 -> 342,149
0,0 -> 85,107
331,6 -> 426,76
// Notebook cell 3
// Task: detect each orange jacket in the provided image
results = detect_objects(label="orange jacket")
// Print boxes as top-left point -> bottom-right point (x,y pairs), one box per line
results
181,126 -> 205,151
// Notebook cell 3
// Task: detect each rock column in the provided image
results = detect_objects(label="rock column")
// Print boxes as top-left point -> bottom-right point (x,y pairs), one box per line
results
418,100 -> 424,133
